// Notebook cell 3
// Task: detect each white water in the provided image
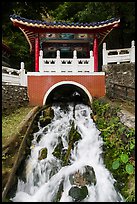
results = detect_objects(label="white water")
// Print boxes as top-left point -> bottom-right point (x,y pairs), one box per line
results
11,103 -> 124,202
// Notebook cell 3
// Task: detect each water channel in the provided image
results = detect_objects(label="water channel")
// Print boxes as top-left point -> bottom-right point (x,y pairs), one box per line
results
10,102 -> 124,202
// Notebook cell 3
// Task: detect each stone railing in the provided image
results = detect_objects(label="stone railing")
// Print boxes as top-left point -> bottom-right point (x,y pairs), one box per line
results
39,50 -> 94,74
2,62 -> 27,86
102,40 -> 135,65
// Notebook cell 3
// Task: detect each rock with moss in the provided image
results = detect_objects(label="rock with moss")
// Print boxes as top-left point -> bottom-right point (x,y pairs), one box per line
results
43,107 -> 54,118
39,107 -> 54,127
52,137 -> 66,161
62,122 -> 82,166
38,148 -> 48,160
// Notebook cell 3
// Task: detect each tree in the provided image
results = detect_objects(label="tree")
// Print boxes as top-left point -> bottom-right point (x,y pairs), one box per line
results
50,2 -> 135,48
2,2 -> 61,70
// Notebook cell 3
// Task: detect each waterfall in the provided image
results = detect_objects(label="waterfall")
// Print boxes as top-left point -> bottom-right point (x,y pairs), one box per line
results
11,102 -> 124,202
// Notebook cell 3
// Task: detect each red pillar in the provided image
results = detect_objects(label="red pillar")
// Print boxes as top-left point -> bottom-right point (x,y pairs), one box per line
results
93,36 -> 98,72
35,36 -> 39,72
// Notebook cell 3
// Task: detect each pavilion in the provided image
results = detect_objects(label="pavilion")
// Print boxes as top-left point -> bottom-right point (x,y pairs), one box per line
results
10,15 -> 120,72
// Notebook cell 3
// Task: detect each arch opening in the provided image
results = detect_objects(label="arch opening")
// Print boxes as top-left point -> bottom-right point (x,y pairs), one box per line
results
43,81 -> 92,106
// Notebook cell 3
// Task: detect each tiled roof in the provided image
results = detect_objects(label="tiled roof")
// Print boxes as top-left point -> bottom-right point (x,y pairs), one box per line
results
10,14 -> 120,52
10,14 -> 120,29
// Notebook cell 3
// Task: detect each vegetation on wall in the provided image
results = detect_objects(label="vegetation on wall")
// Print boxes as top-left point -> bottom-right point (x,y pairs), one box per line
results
91,98 -> 135,202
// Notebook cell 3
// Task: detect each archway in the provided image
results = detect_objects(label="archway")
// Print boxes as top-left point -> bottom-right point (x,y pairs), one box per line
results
43,81 -> 92,105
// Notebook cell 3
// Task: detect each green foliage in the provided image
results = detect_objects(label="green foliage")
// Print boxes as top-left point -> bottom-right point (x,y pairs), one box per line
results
112,160 -> 120,170
92,98 -> 135,202
2,2 -> 60,71
51,2 -> 135,48
120,153 -> 129,163
125,164 -> 134,175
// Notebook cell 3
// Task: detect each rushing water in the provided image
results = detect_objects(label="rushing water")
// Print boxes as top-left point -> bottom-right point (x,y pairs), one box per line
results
11,103 -> 124,202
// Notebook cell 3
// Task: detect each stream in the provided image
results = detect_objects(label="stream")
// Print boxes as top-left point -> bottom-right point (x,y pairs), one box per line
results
10,102 -> 124,202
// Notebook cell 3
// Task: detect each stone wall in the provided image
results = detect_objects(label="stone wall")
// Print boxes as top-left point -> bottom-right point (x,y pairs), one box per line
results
102,63 -> 135,101
2,83 -> 29,115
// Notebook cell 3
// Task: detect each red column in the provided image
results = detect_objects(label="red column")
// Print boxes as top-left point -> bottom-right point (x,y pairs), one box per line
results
93,36 -> 98,72
35,36 -> 39,72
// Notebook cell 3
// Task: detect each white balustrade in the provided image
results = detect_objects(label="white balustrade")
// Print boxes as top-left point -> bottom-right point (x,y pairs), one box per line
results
39,49 -> 94,74
102,40 -> 135,65
2,62 -> 27,86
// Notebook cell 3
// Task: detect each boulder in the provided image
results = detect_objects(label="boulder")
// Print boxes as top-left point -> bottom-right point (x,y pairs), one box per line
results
68,185 -> 88,202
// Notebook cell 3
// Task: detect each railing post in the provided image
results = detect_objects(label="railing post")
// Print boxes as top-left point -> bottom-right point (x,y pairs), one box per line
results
56,50 -> 61,73
19,62 -> 27,86
130,40 -> 135,63
103,42 -> 107,65
90,50 -> 94,72
73,50 -> 77,72
73,50 -> 77,59
39,50 -> 44,72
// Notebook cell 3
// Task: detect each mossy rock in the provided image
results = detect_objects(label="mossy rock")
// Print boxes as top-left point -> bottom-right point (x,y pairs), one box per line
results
52,138 -> 67,161
68,121 -> 81,146
38,148 -> 48,160
39,106 -> 54,127
39,116 -> 52,127
43,107 -> 54,118
68,185 -> 88,202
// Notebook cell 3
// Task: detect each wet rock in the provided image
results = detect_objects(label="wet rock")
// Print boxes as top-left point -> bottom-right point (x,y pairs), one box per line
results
69,165 -> 96,187
68,185 -> 88,202
83,165 -> 96,185
52,137 -> 64,160
69,171 -> 87,187
39,116 -> 52,127
43,107 -> 54,118
38,148 -> 48,160
39,107 -> 54,127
